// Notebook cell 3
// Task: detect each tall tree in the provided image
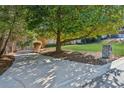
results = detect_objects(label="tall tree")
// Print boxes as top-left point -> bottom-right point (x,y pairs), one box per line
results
26,5 -> 124,53
0,6 -> 27,56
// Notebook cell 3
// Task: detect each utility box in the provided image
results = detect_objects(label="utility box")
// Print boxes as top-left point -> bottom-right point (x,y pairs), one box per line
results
102,45 -> 112,58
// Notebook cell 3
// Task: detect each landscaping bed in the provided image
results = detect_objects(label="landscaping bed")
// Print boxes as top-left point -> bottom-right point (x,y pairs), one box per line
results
0,54 -> 15,75
42,51 -> 118,65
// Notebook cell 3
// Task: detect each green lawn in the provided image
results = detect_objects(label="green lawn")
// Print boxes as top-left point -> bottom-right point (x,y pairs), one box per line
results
62,42 -> 124,56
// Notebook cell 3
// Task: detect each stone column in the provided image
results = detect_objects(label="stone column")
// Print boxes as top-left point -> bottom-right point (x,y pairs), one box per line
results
33,41 -> 42,53
102,45 -> 112,58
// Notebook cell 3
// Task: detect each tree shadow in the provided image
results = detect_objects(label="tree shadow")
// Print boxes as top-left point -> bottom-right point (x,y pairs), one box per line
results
82,68 -> 124,88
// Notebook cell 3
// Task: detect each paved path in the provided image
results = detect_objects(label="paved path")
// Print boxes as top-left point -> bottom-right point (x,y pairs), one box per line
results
0,52 -> 111,88
83,57 -> 124,88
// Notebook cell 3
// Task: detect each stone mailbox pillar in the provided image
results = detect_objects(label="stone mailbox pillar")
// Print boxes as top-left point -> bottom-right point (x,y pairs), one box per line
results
102,45 -> 112,58
33,41 -> 42,53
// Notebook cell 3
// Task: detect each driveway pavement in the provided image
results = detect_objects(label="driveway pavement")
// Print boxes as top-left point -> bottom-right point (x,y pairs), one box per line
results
83,57 -> 124,88
0,52 -> 111,88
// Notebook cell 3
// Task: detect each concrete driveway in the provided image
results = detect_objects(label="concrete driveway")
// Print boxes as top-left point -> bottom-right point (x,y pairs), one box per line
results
0,52 -> 111,88
83,57 -> 124,88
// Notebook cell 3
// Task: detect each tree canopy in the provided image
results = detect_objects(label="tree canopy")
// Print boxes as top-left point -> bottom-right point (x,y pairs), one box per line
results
0,5 -> 124,55
26,5 -> 124,52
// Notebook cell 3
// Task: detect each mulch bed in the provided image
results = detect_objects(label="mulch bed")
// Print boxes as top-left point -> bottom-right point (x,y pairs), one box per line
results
0,54 -> 15,75
42,51 -> 119,65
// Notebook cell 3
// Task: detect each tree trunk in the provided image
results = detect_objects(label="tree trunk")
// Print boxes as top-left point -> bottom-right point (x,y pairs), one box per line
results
0,30 -> 12,57
10,42 -> 15,53
56,31 -> 62,53
55,6 -> 62,53
0,35 -> 5,51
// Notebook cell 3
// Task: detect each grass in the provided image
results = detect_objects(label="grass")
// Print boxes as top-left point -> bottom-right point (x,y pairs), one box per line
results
62,42 -> 124,57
